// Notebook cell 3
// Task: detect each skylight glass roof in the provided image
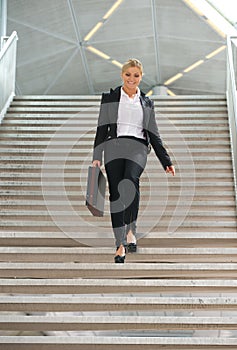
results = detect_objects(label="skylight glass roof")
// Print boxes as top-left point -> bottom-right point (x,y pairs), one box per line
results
183,0 -> 237,37
208,0 -> 237,24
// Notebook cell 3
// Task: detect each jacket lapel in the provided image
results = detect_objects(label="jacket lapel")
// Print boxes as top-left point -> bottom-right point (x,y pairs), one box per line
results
140,93 -> 152,131
108,87 -> 120,124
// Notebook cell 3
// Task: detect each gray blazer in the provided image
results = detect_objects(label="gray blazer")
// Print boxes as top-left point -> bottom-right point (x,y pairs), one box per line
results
93,86 -> 172,170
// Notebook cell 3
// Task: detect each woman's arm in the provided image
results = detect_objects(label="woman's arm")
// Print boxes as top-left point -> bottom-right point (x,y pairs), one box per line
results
166,165 -> 175,176
147,104 -> 173,168
92,94 -> 109,163
92,160 -> 101,167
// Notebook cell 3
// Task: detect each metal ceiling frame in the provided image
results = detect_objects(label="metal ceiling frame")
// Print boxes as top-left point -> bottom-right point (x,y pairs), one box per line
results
67,0 -> 94,94
151,0 -> 161,85
6,0 -> 230,95
0,0 -> 7,37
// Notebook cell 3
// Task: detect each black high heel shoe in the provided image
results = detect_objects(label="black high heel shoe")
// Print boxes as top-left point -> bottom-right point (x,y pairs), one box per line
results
127,242 -> 137,253
127,232 -> 137,253
114,245 -> 126,263
126,226 -> 137,253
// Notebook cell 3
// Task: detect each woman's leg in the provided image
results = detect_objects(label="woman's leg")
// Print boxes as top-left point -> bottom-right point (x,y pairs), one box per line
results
104,138 -> 147,248
123,141 -> 147,237
123,159 -> 145,235
105,158 -> 127,248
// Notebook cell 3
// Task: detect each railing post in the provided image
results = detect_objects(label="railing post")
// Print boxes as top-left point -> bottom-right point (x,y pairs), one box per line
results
0,31 -> 18,122
226,36 -> 237,207
0,0 -> 7,37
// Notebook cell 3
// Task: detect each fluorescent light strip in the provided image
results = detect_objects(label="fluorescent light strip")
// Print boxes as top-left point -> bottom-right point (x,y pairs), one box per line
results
111,59 -> 123,68
87,46 -> 110,60
84,22 -> 103,42
205,18 -> 225,38
206,45 -> 226,59
86,47 -> 123,68
182,0 -> 204,17
164,43 -> 226,87
146,90 -> 153,96
164,73 -> 183,85
84,1 -> 124,42
183,0 -> 237,37
184,0 -> 225,36
103,0 -> 124,20
167,89 -> 176,96
146,88 -> 175,96
184,59 -> 204,73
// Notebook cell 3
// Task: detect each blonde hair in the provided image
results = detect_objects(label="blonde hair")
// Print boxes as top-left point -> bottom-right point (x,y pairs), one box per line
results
122,58 -> 143,75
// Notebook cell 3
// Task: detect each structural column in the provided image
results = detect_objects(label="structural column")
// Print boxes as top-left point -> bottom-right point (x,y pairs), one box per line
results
0,0 -> 7,38
152,85 -> 168,95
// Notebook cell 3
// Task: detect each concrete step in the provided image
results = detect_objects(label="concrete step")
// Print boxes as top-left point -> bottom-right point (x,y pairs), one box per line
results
0,147 -> 231,155
3,141 -> 224,151
0,208 -> 235,217
1,335 -> 237,350
1,278 -> 237,294
0,214 -> 235,225
1,231 -> 236,246
0,163 -> 233,170
0,169 -> 233,176
0,94 -> 236,348
2,230 -> 228,240
2,314 -> 237,331
1,295 -> 237,312
1,247 -> 237,263
0,181 -> 234,189
2,184 -> 234,193
1,201 -> 235,211
13,94 -> 226,100
14,95 -> 102,101
0,125 -> 230,132
1,193 -> 234,203
10,99 -> 227,106
1,262 -> 237,279
1,221 -> 236,230
3,118 -> 229,126
0,133 -> 230,140
0,188 -> 234,197
0,155 -> 232,163
5,112 -> 228,120
0,139 -> 232,146
6,106 -> 228,113
0,121 -> 230,130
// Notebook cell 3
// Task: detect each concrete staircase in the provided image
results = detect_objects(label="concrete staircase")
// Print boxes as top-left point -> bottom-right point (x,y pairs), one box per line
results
0,95 -> 237,349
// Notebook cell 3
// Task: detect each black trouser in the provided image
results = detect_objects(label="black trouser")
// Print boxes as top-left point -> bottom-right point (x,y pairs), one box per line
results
104,137 -> 147,247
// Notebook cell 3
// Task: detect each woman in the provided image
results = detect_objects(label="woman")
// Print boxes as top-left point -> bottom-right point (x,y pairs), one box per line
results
92,58 -> 175,263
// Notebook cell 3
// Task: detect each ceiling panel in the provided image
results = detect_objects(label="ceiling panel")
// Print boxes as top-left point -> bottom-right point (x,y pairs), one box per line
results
90,3 -> 153,43
8,0 -> 77,43
9,22 -> 77,67
156,2 -> 223,42
170,50 -> 226,94
159,38 -> 226,81
72,0 -> 115,39
46,50 -> 91,95
6,0 -> 228,95
16,47 -> 80,94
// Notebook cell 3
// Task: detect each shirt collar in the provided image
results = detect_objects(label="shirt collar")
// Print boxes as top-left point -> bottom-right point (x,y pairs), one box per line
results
121,86 -> 141,99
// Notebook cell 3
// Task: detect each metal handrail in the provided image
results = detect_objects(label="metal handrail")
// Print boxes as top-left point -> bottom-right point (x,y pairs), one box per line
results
226,36 -> 237,206
1,36 -> 9,50
0,31 -> 18,122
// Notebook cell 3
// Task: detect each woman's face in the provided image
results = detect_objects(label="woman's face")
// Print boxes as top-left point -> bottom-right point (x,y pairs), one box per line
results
121,66 -> 142,93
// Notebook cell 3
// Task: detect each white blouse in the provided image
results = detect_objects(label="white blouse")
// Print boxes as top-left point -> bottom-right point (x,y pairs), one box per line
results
117,87 -> 145,140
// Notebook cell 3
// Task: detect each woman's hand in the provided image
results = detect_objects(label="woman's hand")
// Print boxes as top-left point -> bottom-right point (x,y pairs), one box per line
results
92,160 -> 101,167
166,165 -> 175,176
